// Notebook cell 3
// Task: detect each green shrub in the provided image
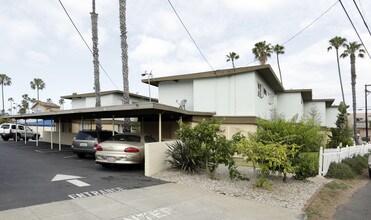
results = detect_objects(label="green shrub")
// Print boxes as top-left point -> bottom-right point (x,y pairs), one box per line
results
176,119 -> 241,179
294,152 -> 319,180
166,140 -> 201,173
255,177 -> 272,191
342,155 -> 368,175
326,162 -> 357,179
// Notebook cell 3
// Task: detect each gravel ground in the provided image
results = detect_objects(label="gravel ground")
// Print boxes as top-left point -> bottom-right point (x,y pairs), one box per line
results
153,166 -> 332,211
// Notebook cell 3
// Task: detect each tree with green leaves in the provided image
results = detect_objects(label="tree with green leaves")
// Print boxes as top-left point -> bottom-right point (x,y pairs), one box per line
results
0,74 -> 12,115
328,102 -> 353,148
328,36 -> 347,104
273,44 -> 285,84
119,0 -> 131,132
340,41 -> 365,145
30,78 -> 45,102
226,52 -> 240,68
59,98 -> 65,109
252,41 -> 272,64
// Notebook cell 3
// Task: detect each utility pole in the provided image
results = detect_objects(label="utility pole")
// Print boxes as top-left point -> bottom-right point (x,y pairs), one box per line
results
365,84 -> 371,142
141,70 -> 152,102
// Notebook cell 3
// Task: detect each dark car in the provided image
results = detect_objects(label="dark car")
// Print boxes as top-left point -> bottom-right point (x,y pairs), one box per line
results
368,155 -> 371,178
71,130 -> 116,158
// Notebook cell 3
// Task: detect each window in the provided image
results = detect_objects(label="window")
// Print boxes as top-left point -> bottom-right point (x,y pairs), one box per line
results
144,135 -> 157,143
257,82 -> 263,98
1,124 -> 9,129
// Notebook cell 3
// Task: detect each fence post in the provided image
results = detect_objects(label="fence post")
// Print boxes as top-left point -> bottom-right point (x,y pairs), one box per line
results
337,146 -> 341,163
318,146 -> 323,176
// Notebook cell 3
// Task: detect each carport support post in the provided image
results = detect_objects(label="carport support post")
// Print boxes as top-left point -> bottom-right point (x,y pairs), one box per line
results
50,120 -> 53,150
112,115 -> 115,135
58,117 -> 61,151
15,119 -> 17,142
158,113 -> 162,142
36,119 -> 39,147
24,119 -> 27,144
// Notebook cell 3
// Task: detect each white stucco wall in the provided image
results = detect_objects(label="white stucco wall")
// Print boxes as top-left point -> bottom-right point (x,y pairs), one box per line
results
254,73 -> 276,119
158,80 -> 194,110
71,98 -> 86,109
304,101 -> 327,126
193,73 -> 260,116
326,107 -> 338,128
277,93 -> 304,120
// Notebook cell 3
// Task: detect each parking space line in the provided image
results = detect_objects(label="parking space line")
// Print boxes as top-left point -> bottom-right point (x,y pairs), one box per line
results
63,155 -> 76,158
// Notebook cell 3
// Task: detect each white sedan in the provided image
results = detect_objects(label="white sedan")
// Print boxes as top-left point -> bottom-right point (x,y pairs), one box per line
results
95,133 -> 157,167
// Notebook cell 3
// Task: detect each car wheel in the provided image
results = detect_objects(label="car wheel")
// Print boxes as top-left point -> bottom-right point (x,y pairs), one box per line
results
26,138 -> 30,141
14,134 -> 21,141
2,137 -> 9,141
77,153 -> 86,159
101,163 -> 111,168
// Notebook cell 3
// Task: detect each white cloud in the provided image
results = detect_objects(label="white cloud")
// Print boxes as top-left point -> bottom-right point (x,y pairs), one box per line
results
222,0 -> 294,12
131,36 -> 176,60
25,51 -> 51,66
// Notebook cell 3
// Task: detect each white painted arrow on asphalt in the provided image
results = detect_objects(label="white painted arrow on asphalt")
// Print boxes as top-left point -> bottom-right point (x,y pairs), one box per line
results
52,174 -> 90,187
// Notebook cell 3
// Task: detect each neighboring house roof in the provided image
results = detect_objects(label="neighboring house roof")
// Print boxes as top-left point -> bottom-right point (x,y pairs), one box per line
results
311,99 -> 335,107
31,101 -> 60,110
279,89 -> 313,101
61,90 -> 158,102
143,64 -> 285,92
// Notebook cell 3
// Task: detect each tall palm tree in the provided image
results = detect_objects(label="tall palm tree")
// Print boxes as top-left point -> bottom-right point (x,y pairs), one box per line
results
91,0 -> 102,136
273,44 -> 285,84
119,0 -> 131,132
0,74 -> 12,115
328,36 -> 347,104
226,52 -> 240,68
252,41 -> 272,65
8,97 -> 13,114
340,41 -> 365,145
30,78 -> 45,102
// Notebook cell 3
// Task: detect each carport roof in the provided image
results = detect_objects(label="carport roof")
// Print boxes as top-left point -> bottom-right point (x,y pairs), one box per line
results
2,103 -> 215,122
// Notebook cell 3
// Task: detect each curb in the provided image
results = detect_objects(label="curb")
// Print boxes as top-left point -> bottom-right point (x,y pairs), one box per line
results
301,179 -> 332,212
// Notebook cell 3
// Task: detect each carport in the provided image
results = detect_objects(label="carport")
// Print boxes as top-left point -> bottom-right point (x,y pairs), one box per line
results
2,102 -> 214,150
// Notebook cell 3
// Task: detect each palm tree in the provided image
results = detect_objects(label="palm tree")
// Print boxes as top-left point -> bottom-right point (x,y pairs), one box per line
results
0,74 -> 12,115
273,44 -> 285,84
340,41 -> 365,145
91,0 -> 102,136
119,0 -> 131,132
252,41 -> 272,65
226,52 -> 240,68
8,97 -> 13,115
30,78 -> 46,102
328,36 -> 347,104
59,98 -> 65,110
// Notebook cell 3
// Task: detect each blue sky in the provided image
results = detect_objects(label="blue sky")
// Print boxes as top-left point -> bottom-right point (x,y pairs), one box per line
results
1,0 -> 371,111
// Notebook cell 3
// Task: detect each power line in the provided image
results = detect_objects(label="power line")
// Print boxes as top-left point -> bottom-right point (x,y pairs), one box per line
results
58,0 -> 119,89
167,0 -> 214,71
339,0 -> 371,59
282,1 -> 339,45
247,1 -> 339,65
352,0 -> 371,36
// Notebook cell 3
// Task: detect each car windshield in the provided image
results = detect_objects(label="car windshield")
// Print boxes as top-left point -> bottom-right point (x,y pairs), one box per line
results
110,134 -> 141,142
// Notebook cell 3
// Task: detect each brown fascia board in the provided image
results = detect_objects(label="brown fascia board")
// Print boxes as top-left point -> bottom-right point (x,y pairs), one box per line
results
143,64 -> 284,92
61,90 -> 158,101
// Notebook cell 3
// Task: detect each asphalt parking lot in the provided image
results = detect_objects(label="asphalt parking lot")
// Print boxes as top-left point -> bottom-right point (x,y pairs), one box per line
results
0,140 -> 165,211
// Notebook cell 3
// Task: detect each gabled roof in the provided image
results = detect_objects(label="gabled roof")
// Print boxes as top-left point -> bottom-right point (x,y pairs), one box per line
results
143,64 -> 285,92
61,90 -> 158,102
31,101 -> 60,110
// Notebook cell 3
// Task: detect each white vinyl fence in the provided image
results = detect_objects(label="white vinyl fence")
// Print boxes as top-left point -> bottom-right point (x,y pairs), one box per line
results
318,144 -> 371,176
